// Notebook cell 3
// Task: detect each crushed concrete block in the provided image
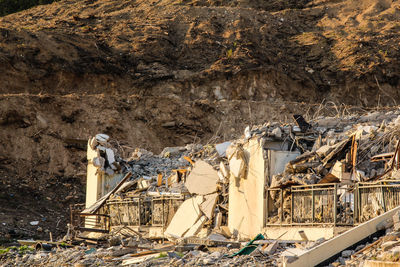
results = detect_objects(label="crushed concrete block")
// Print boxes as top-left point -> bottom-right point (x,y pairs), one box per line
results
92,157 -> 105,168
219,162 -> 229,179
215,142 -> 231,157
220,226 -> 232,238
185,160 -> 219,195
200,193 -> 218,219
229,149 -> 246,179
272,127 -> 282,138
207,233 -> 228,242
105,168 -> 114,175
165,196 -> 203,239
263,241 -> 278,255
183,215 -> 207,238
341,250 -> 353,258
393,211 -> 400,224
95,133 -> 109,144
377,218 -> 394,231
105,148 -> 115,165
382,241 -> 400,251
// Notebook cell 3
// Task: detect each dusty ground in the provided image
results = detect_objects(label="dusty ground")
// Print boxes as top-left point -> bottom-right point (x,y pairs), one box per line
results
1,0 -> 400,241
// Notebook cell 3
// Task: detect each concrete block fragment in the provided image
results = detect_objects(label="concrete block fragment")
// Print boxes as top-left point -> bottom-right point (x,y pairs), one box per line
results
220,226 -> 232,238
394,222 -> 400,232
183,215 -> 207,238
92,157 -> 105,168
215,142 -> 231,157
393,211 -> 400,224
165,196 -> 203,239
200,193 -> 218,219
207,233 -> 228,242
185,160 -> 218,195
263,241 -> 279,255
376,218 -> 394,231
95,133 -> 109,144
105,148 -> 115,164
219,162 -> 229,179
341,250 -> 353,258
272,127 -> 282,138
382,241 -> 400,251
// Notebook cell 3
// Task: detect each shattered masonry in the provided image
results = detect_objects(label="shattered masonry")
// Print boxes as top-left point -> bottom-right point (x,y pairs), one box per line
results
65,110 -> 400,265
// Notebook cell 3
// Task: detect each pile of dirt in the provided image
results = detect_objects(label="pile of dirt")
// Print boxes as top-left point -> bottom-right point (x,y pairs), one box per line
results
1,0 -> 400,240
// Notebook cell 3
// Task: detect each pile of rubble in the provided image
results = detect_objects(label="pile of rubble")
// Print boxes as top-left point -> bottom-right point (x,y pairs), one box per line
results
0,239 -> 286,266
5,109 -> 400,266
82,132 -> 231,242
77,109 -> 400,260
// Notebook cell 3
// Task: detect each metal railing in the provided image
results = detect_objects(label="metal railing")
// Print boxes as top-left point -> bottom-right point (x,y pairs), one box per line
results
266,183 -> 354,226
265,187 -> 291,225
151,195 -> 184,226
105,195 -> 184,228
70,204 -> 110,233
106,197 -> 152,226
356,180 -> 400,223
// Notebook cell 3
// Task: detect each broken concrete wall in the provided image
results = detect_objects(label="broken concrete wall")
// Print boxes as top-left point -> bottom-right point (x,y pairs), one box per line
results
268,150 -> 301,185
85,139 -> 101,208
85,135 -> 125,209
228,137 -> 266,240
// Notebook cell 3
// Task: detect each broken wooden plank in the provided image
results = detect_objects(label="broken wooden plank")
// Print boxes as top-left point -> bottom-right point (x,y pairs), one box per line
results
321,137 -> 352,166
371,152 -> 395,162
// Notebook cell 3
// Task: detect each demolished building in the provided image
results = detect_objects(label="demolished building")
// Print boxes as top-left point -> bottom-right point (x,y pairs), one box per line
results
70,110 -> 400,265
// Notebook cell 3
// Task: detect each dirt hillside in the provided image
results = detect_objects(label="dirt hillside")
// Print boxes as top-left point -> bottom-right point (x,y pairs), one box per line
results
1,0 -> 400,241
0,0 -> 399,103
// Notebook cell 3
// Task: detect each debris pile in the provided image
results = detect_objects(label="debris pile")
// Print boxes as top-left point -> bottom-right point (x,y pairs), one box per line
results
0,239 -> 293,266
82,110 -> 400,244
5,110 -> 400,266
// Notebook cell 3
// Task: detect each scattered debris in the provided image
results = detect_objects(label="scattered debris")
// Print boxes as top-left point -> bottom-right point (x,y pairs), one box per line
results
5,111 -> 400,266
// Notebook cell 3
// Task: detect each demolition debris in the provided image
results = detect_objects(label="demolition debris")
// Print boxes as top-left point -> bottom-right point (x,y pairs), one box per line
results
4,110 -> 400,266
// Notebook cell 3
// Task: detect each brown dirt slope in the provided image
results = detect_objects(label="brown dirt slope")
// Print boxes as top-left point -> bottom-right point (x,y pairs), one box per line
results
0,0 -> 398,104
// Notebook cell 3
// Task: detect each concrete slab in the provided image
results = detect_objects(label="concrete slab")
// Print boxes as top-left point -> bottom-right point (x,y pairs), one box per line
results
164,196 -> 204,239
216,141 -> 231,157
183,215 -> 207,237
220,162 -> 229,178
284,206 -> 400,267
185,160 -> 219,195
268,150 -> 300,185
200,193 -> 218,219
228,138 -> 266,240
86,138 -> 101,209
264,226 -> 337,241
